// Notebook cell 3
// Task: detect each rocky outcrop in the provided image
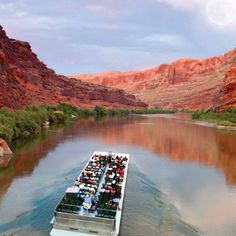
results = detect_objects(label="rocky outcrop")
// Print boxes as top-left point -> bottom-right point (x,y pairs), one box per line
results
0,25 -> 146,110
73,49 -> 236,111
213,55 -> 236,110
0,139 -> 12,156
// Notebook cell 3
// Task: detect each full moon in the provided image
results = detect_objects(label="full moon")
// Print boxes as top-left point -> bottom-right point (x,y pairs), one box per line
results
206,0 -> 236,26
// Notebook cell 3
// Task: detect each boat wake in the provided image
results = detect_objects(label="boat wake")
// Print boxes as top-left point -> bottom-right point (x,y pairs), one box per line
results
0,161 -> 201,236
120,164 -> 202,236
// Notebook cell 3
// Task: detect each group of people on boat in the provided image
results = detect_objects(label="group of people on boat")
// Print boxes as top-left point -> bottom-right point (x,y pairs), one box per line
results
96,156 -> 128,216
57,153 -> 128,217
74,154 -> 108,203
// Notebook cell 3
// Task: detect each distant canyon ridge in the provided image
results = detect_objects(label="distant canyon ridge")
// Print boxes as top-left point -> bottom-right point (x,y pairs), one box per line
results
72,49 -> 236,111
0,25 -> 235,111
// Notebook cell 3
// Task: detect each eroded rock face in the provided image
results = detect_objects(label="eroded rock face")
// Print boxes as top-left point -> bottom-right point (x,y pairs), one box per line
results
0,26 -> 146,110
74,49 -> 236,110
214,59 -> 236,110
0,139 -> 12,156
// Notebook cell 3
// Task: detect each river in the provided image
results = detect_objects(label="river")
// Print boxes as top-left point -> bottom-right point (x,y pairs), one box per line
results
0,114 -> 236,236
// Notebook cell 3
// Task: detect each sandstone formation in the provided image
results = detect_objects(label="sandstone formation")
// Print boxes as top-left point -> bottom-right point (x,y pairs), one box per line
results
0,26 -> 146,110
0,139 -> 12,156
73,49 -> 236,110
213,59 -> 236,110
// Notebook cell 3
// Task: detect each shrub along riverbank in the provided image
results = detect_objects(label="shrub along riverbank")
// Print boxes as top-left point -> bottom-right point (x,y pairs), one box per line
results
192,108 -> 236,126
2,104 -> 235,145
0,104 -> 129,144
130,108 -> 176,114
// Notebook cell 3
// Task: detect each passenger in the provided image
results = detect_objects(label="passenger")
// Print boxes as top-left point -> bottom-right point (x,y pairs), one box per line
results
110,189 -> 116,195
83,194 -> 92,210
109,173 -> 115,179
115,174 -> 120,182
105,189 -> 110,193
89,187 -> 95,194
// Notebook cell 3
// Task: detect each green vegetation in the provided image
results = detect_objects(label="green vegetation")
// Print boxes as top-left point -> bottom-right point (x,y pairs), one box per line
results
131,108 -> 176,114
0,104 -> 130,144
192,108 -> 236,126
0,105 -> 179,144
94,106 -> 129,117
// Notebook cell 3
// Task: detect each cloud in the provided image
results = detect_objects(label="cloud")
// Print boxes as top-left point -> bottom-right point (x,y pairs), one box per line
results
0,2 -> 70,32
84,23 -> 122,30
64,41 -> 187,74
175,184 -> 236,235
1,0 -> 235,75
86,4 -> 117,17
156,0 -> 236,28
140,34 -> 187,48
206,0 -> 236,27
155,0 -> 205,10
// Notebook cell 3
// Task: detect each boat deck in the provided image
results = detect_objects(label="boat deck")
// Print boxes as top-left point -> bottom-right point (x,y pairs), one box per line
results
50,151 -> 129,236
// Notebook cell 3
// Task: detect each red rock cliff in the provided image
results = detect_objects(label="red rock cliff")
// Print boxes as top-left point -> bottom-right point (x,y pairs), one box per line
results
213,50 -> 236,110
0,138 -> 12,156
73,49 -> 236,110
0,26 -> 146,110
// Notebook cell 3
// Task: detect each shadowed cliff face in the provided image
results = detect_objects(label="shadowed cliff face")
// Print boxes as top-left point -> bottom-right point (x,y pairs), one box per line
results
214,64 -> 236,110
0,26 -> 146,110
73,49 -> 236,110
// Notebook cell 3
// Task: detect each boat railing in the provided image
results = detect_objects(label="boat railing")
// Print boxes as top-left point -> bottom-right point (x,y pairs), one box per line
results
53,211 -> 116,234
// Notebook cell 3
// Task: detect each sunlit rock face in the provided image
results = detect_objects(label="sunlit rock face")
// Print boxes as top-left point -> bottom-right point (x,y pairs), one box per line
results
213,52 -> 236,110
0,26 -> 146,110
0,139 -> 12,156
74,48 -> 236,111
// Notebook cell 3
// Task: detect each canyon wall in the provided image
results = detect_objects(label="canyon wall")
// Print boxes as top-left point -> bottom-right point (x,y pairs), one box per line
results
73,49 -> 236,110
0,26 -> 146,110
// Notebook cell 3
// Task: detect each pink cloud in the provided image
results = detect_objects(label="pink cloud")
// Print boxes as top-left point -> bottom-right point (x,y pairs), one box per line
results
86,4 -> 117,17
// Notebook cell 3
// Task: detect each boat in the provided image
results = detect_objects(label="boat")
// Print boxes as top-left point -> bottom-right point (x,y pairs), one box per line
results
50,151 -> 130,236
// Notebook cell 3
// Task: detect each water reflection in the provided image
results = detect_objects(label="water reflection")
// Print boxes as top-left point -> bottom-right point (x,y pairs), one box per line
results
0,125 -> 85,200
76,116 -> 236,186
4,115 -> 236,188
0,155 -> 12,168
0,115 -> 236,236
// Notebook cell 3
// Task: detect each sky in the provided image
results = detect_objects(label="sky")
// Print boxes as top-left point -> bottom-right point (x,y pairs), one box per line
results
0,0 -> 236,75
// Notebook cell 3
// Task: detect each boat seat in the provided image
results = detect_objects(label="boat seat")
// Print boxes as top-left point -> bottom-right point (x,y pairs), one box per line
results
88,205 -> 96,213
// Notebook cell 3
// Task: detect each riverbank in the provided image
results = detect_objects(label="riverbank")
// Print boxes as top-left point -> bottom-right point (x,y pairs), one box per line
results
138,112 -> 191,121
139,109 -> 236,131
1,105 -> 177,147
190,120 -> 236,131
2,105 -> 236,146
0,104 -> 129,144
131,108 -> 176,114
191,109 -> 236,130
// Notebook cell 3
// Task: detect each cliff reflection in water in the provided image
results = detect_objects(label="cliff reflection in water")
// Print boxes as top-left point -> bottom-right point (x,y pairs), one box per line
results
1,115 -> 236,202
80,116 -> 236,186
0,125 -> 82,199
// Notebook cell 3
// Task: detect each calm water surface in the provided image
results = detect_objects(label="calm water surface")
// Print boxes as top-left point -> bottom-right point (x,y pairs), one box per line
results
0,115 -> 236,236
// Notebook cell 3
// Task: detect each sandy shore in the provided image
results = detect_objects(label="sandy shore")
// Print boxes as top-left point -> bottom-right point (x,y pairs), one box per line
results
189,120 -> 236,131
136,113 -> 236,132
138,114 -> 177,119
